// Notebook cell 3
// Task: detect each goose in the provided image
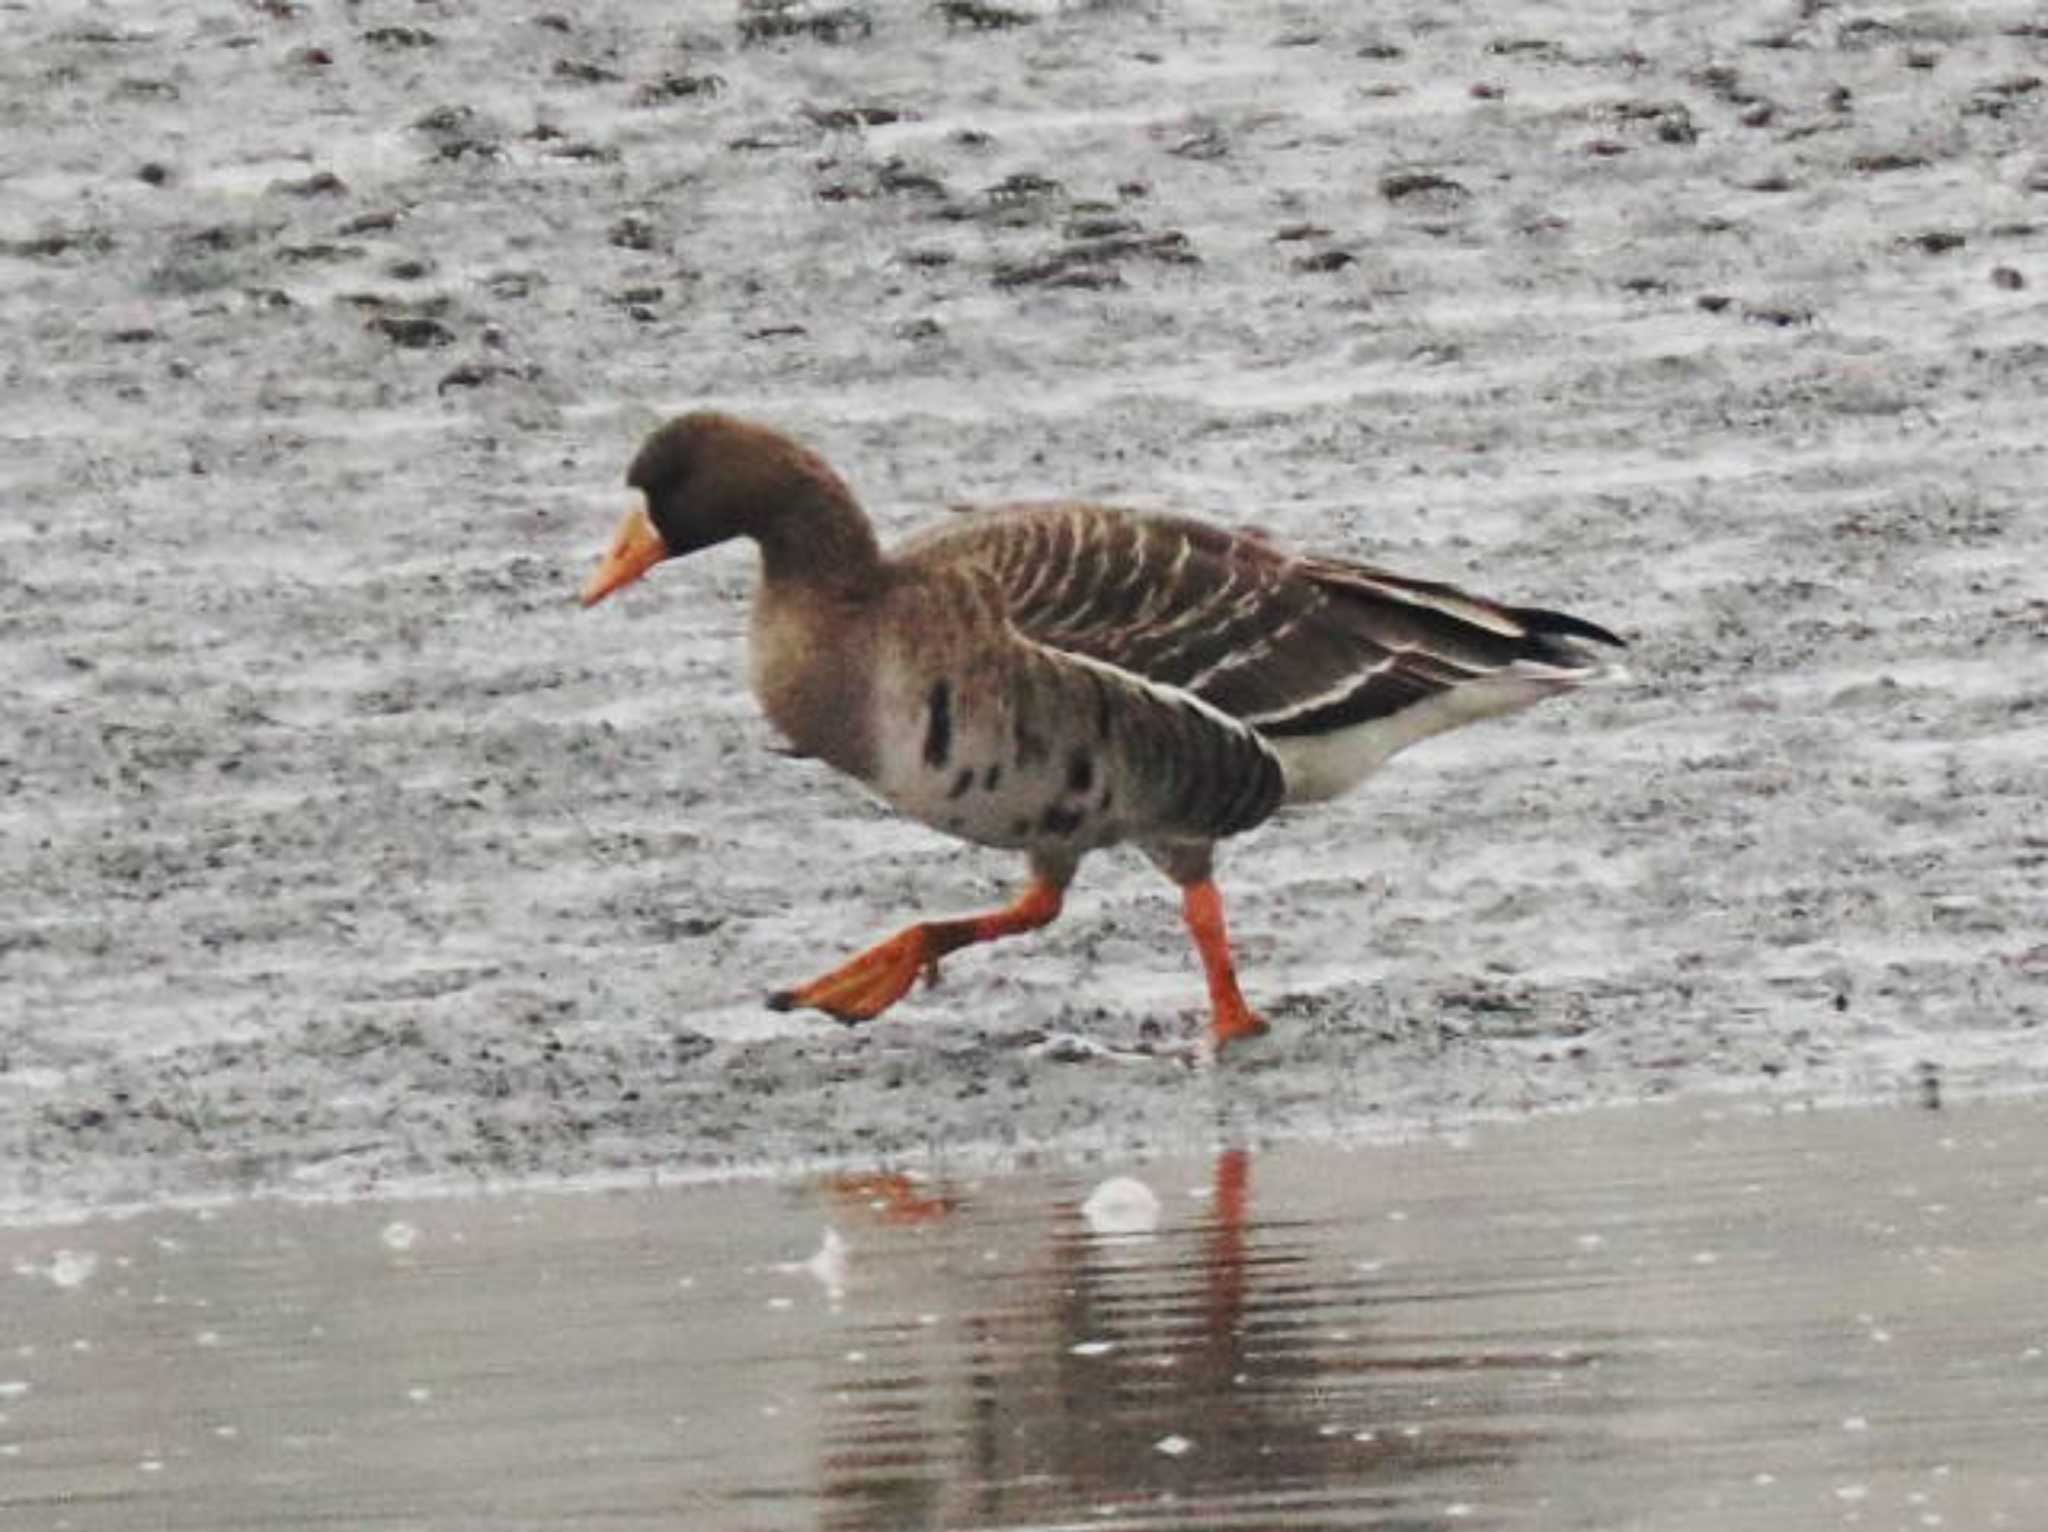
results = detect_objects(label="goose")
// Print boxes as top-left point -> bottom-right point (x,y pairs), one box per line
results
581,412 -> 1624,1056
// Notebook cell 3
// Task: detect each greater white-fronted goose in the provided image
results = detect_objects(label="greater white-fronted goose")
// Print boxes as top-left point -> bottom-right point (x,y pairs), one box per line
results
581,412 -> 1624,1056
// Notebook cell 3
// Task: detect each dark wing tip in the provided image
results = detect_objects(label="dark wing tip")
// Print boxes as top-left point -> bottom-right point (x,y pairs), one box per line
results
1513,605 -> 1629,650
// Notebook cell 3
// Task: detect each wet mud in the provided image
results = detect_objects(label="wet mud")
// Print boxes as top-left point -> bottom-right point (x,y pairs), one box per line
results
3,1 -> 2045,1214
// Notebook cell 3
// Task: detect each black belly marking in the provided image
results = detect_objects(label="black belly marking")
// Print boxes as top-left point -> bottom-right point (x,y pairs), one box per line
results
1065,747 -> 1094,795
947,766 -> 974,799
1038,802 -> 1086,837
982,763 -> 1002,791
923,679 -> 953,769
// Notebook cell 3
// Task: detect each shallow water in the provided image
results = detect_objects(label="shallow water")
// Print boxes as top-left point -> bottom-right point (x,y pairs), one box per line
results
4,1100 -> 2045,1530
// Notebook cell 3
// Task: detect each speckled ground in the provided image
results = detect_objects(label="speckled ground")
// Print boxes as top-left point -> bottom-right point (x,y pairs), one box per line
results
3,0 -> 2044,1215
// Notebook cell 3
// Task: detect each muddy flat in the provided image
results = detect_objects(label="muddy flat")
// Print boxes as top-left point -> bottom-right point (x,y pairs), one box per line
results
3,1 -> 2045,1214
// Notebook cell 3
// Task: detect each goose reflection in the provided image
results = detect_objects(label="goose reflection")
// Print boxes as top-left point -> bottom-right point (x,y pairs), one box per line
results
809,1146 -> 1584,1530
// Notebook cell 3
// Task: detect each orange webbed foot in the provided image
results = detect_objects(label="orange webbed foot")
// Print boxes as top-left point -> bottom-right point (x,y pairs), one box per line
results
1209,1002 -> 1272,1056
767,879 -> 1065,1027
768,926 -> 936,1024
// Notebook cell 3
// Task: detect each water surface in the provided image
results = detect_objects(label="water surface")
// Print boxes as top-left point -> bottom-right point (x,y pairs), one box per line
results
4,1100 -> 2044,1529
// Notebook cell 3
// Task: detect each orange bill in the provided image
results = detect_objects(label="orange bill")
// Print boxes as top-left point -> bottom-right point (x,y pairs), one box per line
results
579,499 -> 669,607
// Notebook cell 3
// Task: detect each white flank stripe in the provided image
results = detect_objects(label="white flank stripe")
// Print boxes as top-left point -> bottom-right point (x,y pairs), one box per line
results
1177,589 -> 1311,694
1243,652 -> 1402,729
1043,641 -> 1280,767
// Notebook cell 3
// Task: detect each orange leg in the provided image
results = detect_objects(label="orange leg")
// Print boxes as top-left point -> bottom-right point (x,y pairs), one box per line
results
1182,879 -> 1270,1055
824,1172 -> 960,1226
768,878 -> 1065,1024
